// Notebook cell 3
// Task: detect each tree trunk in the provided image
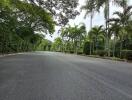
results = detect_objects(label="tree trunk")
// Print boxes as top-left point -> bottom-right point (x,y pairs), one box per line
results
105,0 -> 110,56
120,40 -> 123,58
95,36 -> 98,52
93,40 -> 95,54
90,12 -> 93,55
113,35 -> 116,57
107,0 -> 110,57
120,34 -> 123,58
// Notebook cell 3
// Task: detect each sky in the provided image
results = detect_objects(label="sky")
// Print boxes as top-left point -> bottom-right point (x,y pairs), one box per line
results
46,0 -> 132,41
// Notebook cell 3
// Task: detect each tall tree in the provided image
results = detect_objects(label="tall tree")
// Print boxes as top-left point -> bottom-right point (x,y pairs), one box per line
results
88,26 -> 105,52
81,0 -> 97,29
81,0 -> 97,54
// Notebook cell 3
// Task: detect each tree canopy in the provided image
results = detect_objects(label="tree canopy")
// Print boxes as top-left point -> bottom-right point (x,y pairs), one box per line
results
12,0 -> 80,26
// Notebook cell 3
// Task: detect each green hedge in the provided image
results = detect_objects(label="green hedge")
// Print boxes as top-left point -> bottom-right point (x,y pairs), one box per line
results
109,51 -> 120,57
69,50 -> 74,54
83,41 -> 90,55
121,50 -> 132,60
77,50 -> 83,55
94,50 -> 107,57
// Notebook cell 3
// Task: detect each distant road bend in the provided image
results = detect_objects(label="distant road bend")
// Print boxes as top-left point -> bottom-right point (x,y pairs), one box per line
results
0,51 -> 132,100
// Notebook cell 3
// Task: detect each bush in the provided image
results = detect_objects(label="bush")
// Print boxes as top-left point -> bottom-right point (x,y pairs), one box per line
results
121,50 -> 132,60
77,50 -> 83,55
109,51 -> 120,57
83,41 -> 90,55
69,50 -> 74,54
95,50 -> 107,57
64,50 -> 69,53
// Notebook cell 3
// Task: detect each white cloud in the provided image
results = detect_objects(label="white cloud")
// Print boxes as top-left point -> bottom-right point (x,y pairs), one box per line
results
46,0 -> 132,41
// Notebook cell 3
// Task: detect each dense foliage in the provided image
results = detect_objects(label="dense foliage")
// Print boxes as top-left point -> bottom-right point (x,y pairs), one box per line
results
0,0 -> 79,54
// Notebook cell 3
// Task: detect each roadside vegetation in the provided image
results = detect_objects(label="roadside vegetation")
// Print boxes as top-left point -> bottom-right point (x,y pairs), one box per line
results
0,0 -> 78,54
51,0 -> 132,60
0,0 -> 132,60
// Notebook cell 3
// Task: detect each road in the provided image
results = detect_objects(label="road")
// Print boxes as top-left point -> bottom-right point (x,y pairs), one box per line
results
0,51 -> 132,100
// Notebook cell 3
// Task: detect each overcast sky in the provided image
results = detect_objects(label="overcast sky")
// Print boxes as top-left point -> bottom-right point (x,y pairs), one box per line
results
46,0 -> 132,41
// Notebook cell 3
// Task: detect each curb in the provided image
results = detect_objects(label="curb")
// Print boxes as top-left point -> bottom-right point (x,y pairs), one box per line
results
0,53 -> 24,58
78,54 -> 131,63
62,52 -> 131,63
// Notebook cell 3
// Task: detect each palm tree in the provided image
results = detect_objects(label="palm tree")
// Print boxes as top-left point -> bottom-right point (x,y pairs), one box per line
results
81,0 -> 97,55
61,27 -> 68,52
77,23 -> 86,49
61,25 -> 72,52
60,24 -> 86,53
88,26 -> 105,53
109,22 -> 121,57
81,0 -> 97,29
108,5 -> 132,57
69,24 -> 83,53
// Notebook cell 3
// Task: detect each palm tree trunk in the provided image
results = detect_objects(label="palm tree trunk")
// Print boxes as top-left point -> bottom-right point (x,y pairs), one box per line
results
90,12 -> 93,30
120,40 -> 123,58
95,36 -> 97,52
105,0 -> 110,56
108,0 -> 110,57
113,35 -> 116,57
93,40 -> 95,54
90,12 -> 93,55
90,41 -> 92,55
62,37 -> 64,52
120,34 -> 124,58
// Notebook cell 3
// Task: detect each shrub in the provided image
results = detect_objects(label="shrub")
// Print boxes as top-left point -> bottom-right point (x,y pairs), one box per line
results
69,50 -> 74,54
109,51 -> 120,57
83,41 -> 90,55
64,50 -> 69,53
95,50 -> 107,57
121,50 -> 132,60
77,50 -> 83,55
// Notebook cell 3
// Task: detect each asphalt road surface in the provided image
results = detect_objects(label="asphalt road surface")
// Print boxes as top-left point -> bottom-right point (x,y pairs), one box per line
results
0,51 -> 132,100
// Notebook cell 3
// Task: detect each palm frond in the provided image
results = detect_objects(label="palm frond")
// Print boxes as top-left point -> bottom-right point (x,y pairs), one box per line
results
113,11 -> 123,17
124,5 -> 132,15
96,0 -> 106,10
81,0 -> 97,18
113,0 -> 127,8
107,18 -> 120,22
